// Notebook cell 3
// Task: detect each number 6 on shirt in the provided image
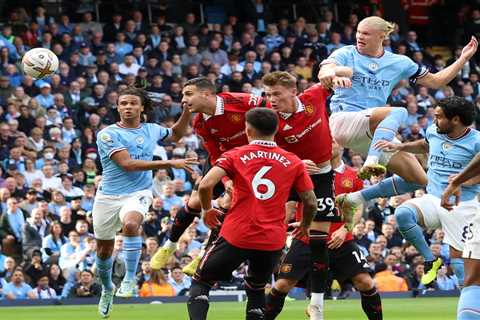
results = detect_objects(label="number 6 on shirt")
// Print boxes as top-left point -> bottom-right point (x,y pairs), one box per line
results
252,166 -> 276,200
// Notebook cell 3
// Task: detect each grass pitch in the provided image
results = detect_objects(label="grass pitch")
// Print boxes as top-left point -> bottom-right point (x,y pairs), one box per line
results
0,297 -> 457,320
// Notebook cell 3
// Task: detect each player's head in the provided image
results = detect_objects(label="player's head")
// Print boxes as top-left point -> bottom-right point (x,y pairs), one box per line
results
262,71 -> 297,112
245,108 -> 278,141
182,77 -> 217,112
434,96 -> 475,134
357,16 -> 395,54
117,86 -> 152,121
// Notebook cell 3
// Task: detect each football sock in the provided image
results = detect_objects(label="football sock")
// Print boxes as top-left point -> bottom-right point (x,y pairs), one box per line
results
96,256 -> 114,290
265,287 -> 288,320
360,287 -> 383,320
245,280 -> 267,320
309,230 -> 328,319
360,175 -> 423,202
123,236 -> 142,281
395,205 -> 435,262
170,205 -> 200,242
367,107 -> 407,160
451,258 -> 465,287
187,280 -> 211,320
458,285 -> 480,320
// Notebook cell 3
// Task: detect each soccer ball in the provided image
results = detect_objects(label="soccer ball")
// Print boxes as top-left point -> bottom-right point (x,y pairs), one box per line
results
21,48 -> 59,79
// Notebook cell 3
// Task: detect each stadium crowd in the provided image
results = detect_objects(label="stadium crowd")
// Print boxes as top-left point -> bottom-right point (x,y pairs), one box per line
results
0,1 -> 479,300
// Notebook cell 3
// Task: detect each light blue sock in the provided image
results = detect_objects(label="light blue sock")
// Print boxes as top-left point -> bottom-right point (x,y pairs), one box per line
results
458,285 -> 480,319
60,267 -> 78,298
451,258 -> 465,287
123,236 -> 142,281
395,205 -> 435,262
96,256 -> 114,290
360,175 -> 424,202
367,107 -> 407,158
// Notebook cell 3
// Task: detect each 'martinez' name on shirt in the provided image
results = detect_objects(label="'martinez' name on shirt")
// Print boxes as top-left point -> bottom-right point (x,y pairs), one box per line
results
239,150 -> 291,167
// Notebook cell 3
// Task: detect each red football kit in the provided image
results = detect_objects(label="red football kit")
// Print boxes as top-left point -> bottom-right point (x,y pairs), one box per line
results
215,141 -> 313,251
274,84 -> 332,165
192,92 -> 267,165
294,162 -> 363,244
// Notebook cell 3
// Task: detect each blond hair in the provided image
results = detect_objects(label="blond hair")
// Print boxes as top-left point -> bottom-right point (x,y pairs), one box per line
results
360,16 -> 395,37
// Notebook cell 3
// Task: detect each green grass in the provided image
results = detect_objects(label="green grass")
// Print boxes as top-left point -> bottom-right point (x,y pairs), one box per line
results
0,297 -> 457,320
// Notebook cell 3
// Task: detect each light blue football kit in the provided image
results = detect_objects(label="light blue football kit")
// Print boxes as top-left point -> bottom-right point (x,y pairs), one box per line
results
93,122 -> 172,292
324,45 -> 428,163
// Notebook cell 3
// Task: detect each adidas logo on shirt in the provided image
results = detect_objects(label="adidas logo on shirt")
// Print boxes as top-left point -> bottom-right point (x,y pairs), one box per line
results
283,124 -> 292,131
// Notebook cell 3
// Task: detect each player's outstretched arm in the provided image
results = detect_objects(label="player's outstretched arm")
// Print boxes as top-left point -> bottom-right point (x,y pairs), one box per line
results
417,36 -> 478,89
169,106 -> 192,142
198,166 -> 227,228
374,138 -> 429,154
296,190 -> 317,239
111,150 -> 199,173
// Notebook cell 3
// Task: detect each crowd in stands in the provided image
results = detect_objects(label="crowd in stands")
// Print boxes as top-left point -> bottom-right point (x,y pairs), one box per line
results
0,1 -> 479,300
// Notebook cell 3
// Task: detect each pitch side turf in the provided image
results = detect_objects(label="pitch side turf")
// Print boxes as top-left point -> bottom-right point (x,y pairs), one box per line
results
0,297 -> 457,320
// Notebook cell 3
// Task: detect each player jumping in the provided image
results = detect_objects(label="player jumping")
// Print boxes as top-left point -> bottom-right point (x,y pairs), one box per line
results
187,108 -> 317,320
375,97 -> 480,288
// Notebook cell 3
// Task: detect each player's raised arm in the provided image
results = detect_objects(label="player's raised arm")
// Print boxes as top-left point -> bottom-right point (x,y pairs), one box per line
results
110,149 -> 198,173
168,105 -> 192,142
318,63 -> 353,88
417,36 -> 478,89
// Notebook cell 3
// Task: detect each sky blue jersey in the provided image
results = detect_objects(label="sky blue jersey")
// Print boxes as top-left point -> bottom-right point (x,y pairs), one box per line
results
97,122 -> 172,195
322,45 -> 428,113
426,124 -> 480,202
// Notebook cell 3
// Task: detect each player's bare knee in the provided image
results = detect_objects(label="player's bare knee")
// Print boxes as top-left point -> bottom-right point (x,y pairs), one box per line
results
352,273 -> 374,292
274,279 -> 296,293
188,193 -> 201,209
123,220 -> 141,235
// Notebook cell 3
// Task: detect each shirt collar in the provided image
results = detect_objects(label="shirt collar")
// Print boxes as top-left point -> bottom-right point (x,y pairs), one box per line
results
278,96 -> 304,120
203,96 -> 224,120
334,160 -> 346,174
249,140 -> 277,147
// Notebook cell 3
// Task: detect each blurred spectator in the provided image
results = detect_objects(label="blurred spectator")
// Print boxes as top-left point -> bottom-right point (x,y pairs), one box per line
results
3,269 -> 36,299
73,270 -> 101,298
374,263 -> 408,292
32,274 -> 57,299
139,269 -> 175,297
168,265 -> 191,296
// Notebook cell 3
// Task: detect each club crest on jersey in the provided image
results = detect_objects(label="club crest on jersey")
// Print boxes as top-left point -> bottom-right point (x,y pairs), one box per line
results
100,132 -> 113,144
285,135 -> 299,143
228,113 -> 242,123
441,142 -> 453,153
280,263 -> 292,273
368,62 -> 379,72
304,105 -> 314,115
341,178 -> 353,189
136,136 -> 145,145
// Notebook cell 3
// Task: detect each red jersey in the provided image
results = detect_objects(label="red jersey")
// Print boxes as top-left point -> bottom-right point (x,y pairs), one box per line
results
329,163 -> 364,242
216,141 -> 313,251
274,84 -> 332,164
193,92 -> 267,165
294,162 -> 363,244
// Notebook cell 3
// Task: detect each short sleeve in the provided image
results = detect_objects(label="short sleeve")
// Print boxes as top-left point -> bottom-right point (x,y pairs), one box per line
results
293,162 -> 314,193
425,124 -> 435,144
215,151 -> 235,178
97,129 -> 126,158
400,56 -> 429,84
150,123 -> 172,142
321,46 -> 351,66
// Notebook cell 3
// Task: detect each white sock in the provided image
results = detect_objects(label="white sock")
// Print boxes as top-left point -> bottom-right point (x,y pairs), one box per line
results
164,239 -> 177,250
347,191 -> 367,206
309,293 -> 324,320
